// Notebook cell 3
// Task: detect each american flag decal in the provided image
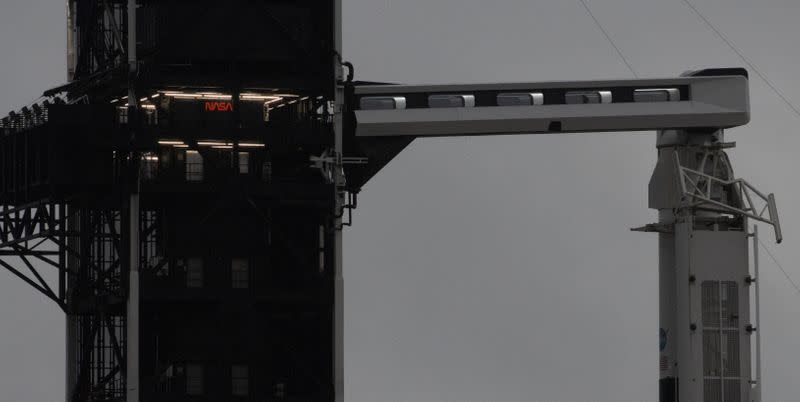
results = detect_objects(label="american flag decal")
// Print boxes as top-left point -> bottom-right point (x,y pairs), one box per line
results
660,356 -> 669,372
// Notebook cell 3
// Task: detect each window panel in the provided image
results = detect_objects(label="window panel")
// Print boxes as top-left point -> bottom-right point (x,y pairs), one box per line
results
187,258 -> 204,288
232,364 -> 249,396
238,152 -> 250,174
185,150 -> 204,182
232,258 -> 249,289
186,363 -> 203,395
702,280 -> 743,402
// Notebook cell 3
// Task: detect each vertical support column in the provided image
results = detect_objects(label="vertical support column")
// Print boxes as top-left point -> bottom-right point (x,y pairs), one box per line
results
66,0 -> 75,81
332,1 -> 344,400
59,204 -> 67,302
126,194 -> 140,402
126,1 -> 140,401
651,130 -> 692,402
61,203 -> 74,402
658,210 -> 678,402
65,205 -> 82,402
752,225 -> 762,402
127,0 -> 137,108
650,129 -> 753,402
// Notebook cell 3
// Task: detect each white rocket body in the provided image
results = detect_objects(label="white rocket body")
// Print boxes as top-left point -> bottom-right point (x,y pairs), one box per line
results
652,131 -> 760,402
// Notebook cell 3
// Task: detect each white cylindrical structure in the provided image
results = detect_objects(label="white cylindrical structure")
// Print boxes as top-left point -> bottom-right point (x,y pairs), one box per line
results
651,130 -> 753,402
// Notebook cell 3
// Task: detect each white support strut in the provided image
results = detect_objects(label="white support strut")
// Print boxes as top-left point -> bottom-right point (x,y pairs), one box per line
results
673,151 -> 782,243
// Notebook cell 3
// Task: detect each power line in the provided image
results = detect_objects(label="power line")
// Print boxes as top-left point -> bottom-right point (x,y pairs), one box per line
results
680,0 -> 800,119
758,237 -> 800,297
578,0 -> 639,78
683,0 -> 800,299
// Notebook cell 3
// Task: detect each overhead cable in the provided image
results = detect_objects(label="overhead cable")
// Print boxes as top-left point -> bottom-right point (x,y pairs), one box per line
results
579,0 -> 639,78
680,0 -> 800,119
758,237 -> 800,297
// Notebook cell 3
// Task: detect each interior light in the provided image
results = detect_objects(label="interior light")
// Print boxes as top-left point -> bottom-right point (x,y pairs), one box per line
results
198,141 -> 232,147
565,91 -> 612,104
360,97 -> 407,110
428,95 -> 476,108
497,93 -> 544,106
240,94 -> 282,102
634,88 -> 680,102
162,91 -> 232,101
158,140 -> 185,145
238,142 -> 266,148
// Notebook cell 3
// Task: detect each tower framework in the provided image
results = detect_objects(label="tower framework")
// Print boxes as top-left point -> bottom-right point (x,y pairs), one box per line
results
0,1 -> 782,401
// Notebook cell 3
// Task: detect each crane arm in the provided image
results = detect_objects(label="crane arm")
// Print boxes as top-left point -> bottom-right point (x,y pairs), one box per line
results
350,70 -> 749,138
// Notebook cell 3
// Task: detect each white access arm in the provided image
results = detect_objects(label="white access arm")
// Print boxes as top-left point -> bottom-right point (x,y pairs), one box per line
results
351,71 -> 749,137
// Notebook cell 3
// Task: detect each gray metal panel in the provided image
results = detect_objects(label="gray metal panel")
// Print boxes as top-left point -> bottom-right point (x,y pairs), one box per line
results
674,223 -> 698,401
355,77 -> 709,94
674,225 -> 751,402
333,1 -> 344,401
354,75 -> 749,137
354,75 -> 743,94
356,101 -> 747,137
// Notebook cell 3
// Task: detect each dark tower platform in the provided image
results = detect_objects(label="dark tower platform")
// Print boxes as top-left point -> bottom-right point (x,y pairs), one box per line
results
1,1 -> 358,400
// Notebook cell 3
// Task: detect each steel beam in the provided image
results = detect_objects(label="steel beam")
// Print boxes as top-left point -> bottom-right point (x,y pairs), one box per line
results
353,74 -> 749,137
126,1 -> 140,400
333,0 -> 345,400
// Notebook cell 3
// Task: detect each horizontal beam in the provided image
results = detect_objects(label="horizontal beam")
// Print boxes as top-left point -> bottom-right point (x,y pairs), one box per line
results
352,73 -> 749,137
0,250 -> 59,256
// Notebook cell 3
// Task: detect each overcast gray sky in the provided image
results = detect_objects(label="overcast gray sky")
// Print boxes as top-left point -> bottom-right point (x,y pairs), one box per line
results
2,0 -> 800,401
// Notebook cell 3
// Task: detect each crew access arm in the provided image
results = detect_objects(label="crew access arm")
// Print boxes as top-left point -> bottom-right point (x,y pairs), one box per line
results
341,68 -> 779,402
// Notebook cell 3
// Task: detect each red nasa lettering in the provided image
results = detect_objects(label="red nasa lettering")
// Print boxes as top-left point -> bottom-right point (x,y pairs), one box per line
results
204,101 -> 234,112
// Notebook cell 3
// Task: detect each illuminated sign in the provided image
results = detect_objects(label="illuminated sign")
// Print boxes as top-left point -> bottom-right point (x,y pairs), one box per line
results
205,101 -> 234,112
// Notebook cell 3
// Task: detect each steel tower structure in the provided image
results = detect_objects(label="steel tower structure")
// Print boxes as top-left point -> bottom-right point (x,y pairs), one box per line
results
0,1 -> 782,401
6,1 -> 343,401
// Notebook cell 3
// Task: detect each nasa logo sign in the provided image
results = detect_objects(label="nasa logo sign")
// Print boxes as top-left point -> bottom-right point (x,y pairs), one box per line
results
204,101 -> 234,112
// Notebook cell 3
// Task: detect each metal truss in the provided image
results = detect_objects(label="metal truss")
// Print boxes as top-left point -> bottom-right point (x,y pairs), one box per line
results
68,208 -> 161,402
674,150 -> 782,243
68,0 -> 128,81
0,200 -> 71,309
0,99 -> 60,134
66,207 -> 130,402
1,200 -> 67,249
0,201 -> 154,401
0,206 -> 128,308
70,314 -> 126,402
